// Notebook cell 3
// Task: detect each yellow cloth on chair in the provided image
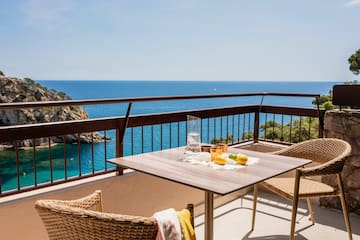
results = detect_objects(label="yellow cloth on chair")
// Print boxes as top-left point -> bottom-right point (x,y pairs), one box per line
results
177,209 -> 196,240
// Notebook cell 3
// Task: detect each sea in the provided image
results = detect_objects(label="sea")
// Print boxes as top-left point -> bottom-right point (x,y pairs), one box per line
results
0,81 -> 339,192
38,81 -> 337,117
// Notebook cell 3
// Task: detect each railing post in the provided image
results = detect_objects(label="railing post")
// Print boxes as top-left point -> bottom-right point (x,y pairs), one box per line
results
318,112 -> 324,138
315,97 -> 324,138
253,110 -> 260,143
253,96 -> 264,143
115,102 -> 133,176
116,128 -> 124,175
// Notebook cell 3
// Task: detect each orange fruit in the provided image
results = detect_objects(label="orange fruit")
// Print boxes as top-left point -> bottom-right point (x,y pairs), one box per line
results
236,154 -> 248,165
215,156 -> 226,165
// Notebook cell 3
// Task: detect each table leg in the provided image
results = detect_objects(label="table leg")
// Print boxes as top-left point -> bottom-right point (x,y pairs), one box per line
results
205,191 -> 214,240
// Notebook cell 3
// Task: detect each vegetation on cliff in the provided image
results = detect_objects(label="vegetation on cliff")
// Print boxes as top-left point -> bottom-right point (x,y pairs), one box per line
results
0,72 -> 103,149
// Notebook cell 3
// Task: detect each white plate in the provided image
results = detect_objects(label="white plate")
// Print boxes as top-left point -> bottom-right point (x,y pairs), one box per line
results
183,152 -> 259,170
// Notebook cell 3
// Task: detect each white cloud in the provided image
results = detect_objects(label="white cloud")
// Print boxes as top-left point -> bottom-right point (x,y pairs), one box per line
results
345,0 -> 360,7
21,0 -> 75,29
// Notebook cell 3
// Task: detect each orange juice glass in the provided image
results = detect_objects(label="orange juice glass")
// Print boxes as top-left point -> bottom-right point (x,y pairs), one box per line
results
218,143 -> 228,153
210,147 -> 221,161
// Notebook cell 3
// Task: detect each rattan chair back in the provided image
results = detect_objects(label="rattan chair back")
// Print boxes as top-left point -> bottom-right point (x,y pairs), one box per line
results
273,138 -> 351,176
274,138 -> 350,163
35,190 -> 158,240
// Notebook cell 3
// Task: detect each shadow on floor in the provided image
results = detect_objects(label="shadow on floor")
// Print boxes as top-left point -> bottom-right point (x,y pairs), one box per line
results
241,192 -> 360,236
241,224 -> 315,239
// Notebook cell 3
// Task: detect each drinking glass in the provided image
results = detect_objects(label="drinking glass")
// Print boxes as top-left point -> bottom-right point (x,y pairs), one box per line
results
186,115 -> 201,152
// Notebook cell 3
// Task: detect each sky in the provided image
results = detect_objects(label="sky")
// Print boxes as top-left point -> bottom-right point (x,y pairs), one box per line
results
0,0 -> 360,81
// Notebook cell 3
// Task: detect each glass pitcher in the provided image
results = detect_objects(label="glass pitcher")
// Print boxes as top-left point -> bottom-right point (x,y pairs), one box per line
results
186,115 -> 201,152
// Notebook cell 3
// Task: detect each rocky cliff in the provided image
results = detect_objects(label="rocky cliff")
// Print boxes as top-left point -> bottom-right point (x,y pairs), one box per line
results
0,75 -> 103,149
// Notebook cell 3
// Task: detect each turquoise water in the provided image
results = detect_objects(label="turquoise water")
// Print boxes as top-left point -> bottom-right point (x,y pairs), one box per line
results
1,140 -> 117,190
0,81 -> 338,192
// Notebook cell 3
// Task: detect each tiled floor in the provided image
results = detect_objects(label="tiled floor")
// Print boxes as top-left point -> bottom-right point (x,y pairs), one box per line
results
195,190 -> 360,240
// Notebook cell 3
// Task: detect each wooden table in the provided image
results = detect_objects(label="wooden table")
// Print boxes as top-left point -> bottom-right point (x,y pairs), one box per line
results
107,147 -> 312,240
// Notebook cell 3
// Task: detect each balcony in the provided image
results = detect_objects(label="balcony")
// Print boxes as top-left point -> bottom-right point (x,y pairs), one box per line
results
0,93 -> 359,239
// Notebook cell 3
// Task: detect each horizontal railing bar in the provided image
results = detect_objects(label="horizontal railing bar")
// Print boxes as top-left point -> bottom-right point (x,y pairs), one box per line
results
0,105 -> 258,141
256,138 -> 293,146
0,117 -> 125,142
260,105 -> 325,117
0,104 -> 322,142
0,92 -> 320,110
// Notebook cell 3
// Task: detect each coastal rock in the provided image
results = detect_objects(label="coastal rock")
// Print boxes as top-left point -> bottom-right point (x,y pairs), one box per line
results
0,76 -> 104,148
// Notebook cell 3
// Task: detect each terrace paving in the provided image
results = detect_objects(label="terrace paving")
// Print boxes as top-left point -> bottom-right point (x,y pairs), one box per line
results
195,190 -> 360,240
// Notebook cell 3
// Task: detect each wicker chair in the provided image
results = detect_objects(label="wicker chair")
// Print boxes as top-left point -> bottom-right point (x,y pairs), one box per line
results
35,190 -> 194,240
251,138 -> 353,240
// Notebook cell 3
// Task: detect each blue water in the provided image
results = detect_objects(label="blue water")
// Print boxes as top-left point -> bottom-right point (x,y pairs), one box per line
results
1,81 -> 338,192
38,81 -> 336,117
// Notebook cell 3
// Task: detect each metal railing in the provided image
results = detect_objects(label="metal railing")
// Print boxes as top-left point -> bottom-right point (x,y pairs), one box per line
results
0,92 -> 324,197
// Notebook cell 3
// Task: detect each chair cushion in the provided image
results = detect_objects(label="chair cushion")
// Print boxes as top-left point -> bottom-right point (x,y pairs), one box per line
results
263,178 -> 336,199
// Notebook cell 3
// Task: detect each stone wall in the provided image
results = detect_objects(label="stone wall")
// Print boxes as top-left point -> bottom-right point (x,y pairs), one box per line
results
321,110 -> 360,215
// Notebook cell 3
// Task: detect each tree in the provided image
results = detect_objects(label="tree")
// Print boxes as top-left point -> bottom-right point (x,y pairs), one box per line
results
259,120 -> 282,140
312,93 -> 334,110
348,49 -> 360,75
259,117 -> 318,143
0,70 -> 4,76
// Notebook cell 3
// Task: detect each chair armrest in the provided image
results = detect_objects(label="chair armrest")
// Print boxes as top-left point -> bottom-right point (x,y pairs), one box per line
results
299,159 -> 345,177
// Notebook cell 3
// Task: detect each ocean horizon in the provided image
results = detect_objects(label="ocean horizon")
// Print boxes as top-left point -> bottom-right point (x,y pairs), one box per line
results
38,80 -> 338,117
